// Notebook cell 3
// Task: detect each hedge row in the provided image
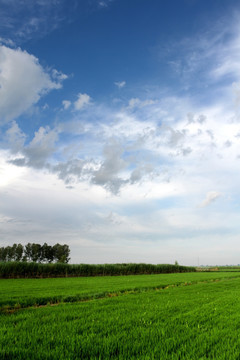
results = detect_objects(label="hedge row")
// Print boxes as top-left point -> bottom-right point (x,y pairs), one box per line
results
0,262 -> 196,278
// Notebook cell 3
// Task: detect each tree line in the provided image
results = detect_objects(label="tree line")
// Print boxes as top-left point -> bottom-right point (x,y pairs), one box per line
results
0,243 -> 70,263
0,262 -> 196,279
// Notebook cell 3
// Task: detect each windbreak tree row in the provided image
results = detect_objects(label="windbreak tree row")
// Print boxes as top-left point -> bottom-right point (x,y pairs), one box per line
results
0,262 -> 196,279
0,243 -> 70,263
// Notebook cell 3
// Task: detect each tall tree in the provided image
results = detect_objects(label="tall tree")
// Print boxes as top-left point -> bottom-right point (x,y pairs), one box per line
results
30,243 -> 42,262
0,247 -> 7,262
24,243 -> 32,262
5,246 -> 14,261
1,242 -> 70,263
14,244 -> 24,261
53,243 -> 70,263
41,243 -> 54,263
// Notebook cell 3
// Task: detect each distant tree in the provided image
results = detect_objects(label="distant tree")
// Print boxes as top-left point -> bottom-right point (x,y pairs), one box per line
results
10,243 -> 24,262
14,244 -> 24,261
31,243 -> 42,262
0,247 -> 7,262
53,243 -> 70,263
61,244 -> 70,263
1,242 -> 70,263
41,243 -> 54,263
5,246 -> 15,261
24,243 -> 32,262
11,244 -> 17,260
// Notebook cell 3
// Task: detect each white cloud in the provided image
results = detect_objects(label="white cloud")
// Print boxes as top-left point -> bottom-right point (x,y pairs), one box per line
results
92,139 -> 127,194
8,126 -> 59,169
52,69 -> 68,82
128,97 -> 157,108
4,87 -> 240,200
128,98 -> 140,107
200,191 -> 221,207
5,121 -> 26,153
6,87 -> 239,197
62,100 -> 71,110
115,81 -> 126,89
0,37 -> 15,46
74,93 -> 91,110
0,45 -> 66,123
24,127 -> 58,168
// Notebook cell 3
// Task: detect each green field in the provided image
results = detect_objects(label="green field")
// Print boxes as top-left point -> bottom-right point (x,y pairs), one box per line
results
1,272 -> 240,359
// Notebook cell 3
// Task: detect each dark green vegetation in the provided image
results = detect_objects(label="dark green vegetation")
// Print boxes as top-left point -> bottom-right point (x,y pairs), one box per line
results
0,262 -> 195,279
0,243 -> 70,263
1,273 -> 240,359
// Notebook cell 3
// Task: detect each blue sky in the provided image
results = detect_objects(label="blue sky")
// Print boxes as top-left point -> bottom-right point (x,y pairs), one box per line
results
1,0 -> 240,265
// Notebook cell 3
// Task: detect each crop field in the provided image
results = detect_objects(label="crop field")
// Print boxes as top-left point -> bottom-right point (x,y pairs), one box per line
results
1,272 -> 240,359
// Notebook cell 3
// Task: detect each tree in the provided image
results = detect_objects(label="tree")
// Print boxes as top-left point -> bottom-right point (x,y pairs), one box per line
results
24,243 -> 32,262
0,247 -> 7,262
53,243 -> 70,263
5,246 -> 14,261
41,243 -> 54,263
1,242 -> 71,263
31,243 -> 42,262
61,244 -> 70,263
14,244 -> 24,261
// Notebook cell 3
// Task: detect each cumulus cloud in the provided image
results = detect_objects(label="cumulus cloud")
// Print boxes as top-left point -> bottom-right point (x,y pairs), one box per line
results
62,100 -> 71,110
92,139 -> 127,194
187,113 -> 206,124
3,86 -> 240,198
5,121 -> 26,153
130,164 -> 154,184
128,98 -> 156,108
9,126 -> 58,169
53,159 -> 86,184
115,81 -> 126,89
3,88 -> 236,196
74,93 -> 91,110
24,127 -> 58,168
0,45 -> 66,123
52,69 -> 68,82
200,191 -> 221,207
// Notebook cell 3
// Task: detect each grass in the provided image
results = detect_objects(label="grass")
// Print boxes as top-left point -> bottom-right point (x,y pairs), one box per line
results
1,272 -> 240,359
1,271 -> 240,310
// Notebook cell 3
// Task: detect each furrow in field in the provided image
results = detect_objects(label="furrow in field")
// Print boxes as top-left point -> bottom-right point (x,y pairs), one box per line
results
2,274 -> 240,314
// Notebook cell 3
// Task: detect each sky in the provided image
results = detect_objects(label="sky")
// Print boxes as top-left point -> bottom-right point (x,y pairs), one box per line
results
1,0 -> 240,265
